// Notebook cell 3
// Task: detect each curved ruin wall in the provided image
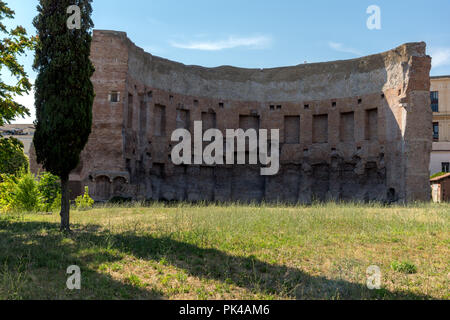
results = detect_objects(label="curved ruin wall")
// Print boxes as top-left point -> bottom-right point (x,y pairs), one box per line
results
75,30 -> 432,203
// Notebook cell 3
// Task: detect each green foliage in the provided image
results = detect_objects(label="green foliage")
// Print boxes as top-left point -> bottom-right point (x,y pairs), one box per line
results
75,186 -> 94,211
0,171 -> 61,213
33,0 -> 95,178
12,171 -> 43,212
390,261 -> 417,274
0,173 -> 16,212
0,171 -> 43,213
0,137 -> 28,176
431,172 -> 447,179
37,172 -> 60,212
0,1 -> 35,125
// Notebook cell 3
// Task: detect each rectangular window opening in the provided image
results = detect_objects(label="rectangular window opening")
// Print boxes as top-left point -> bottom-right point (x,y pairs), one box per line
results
285,116 -> 300,144
340,112 -> 355,142
313,114 -> 328,144
365,108 -> 378,141
433,122 -> 439,141
110,91 -> 119,103
442,162 -> 450,173
431,91 -> 439,113
154,104 -> 166,137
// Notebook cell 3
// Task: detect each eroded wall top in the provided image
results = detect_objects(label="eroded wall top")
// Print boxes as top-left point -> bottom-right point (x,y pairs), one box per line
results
91,29 -> 428,102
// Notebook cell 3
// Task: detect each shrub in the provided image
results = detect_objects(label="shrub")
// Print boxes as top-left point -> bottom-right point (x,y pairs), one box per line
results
0,174 -> 17,213
0,171 -> 51,213
75,186 -> 94,211
0,137 -> 29,177
37,172 -> 60,212
11,171 -> 44,212
390,261 -> 417,274
0,171 -> 44,213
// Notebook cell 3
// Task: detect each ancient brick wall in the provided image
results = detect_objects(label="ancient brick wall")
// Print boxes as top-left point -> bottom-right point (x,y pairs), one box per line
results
74,30 -> 432,203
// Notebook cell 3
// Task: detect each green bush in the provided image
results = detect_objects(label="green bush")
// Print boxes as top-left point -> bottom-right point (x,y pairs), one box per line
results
37,172 -> 60,212
0,174 -> 17,213
390,261 -> 417,274
0,171 -> 62,213
0,171 -> 44,213
75,186 -> 94,211
11,171 -> 44,212
0,137 -> 29,176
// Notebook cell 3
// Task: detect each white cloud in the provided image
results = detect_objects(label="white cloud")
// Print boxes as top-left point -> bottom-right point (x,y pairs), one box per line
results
170,35 -> 272,51
430,47 -> 450,68
328,41 -> 363,56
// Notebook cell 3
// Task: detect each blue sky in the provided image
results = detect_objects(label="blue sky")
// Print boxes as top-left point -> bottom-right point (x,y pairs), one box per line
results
6,0 -> 450,123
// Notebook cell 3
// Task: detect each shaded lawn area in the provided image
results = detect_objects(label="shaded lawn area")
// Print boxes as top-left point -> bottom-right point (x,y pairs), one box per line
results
0,202 -> 448,300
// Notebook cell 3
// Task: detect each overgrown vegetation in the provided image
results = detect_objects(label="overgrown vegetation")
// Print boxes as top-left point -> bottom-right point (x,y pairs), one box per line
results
0,137 -> 29,176
75,186 -> 94,211
431,172 -> 448,179
0,170 -> 60,213
0,202 -> 448,300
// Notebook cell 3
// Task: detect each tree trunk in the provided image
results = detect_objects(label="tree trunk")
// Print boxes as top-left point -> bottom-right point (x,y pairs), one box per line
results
60,175 -> 71,232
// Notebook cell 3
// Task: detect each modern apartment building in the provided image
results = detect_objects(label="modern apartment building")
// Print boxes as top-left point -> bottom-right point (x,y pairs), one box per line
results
430,76 -> 450,175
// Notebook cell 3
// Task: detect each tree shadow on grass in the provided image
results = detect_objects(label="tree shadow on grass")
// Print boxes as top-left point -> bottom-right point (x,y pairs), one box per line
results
0,219 -> 162,300
0,219 -> 435,300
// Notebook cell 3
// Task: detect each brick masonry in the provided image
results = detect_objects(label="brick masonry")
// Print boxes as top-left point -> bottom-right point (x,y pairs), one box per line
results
31,30 -> 433,203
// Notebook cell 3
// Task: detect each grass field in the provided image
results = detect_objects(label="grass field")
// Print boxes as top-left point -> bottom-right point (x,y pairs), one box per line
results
0,202 -> 448,300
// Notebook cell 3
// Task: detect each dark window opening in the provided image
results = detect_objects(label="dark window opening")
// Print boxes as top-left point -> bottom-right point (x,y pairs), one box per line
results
442,162 -> 450,173
276,105 -> 282,110
270,105 -> 275,110
358,98 -> 362,104
332,101 -> 337,107
219,102 -> 224,108
431,91 -> 439,113
110,91 -> 119,103
433,122 -> 439,141
387,188 -> 397,203
304,104 -> 310,109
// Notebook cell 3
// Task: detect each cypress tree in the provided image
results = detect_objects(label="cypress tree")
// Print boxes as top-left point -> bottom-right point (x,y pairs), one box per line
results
33,0 -> 94,231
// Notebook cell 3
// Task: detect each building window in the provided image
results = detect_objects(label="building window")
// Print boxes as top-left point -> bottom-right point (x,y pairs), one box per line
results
433,122 -> 439,141
109,91 -> 120,103
443,163 -> 450,173
431,91 -> 439,113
